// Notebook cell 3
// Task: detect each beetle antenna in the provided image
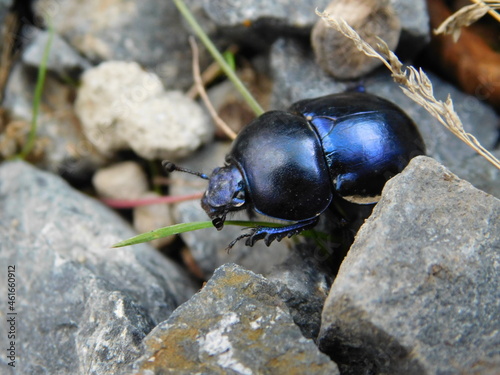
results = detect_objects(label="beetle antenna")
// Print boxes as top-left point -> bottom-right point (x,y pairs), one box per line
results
162,161 -> 209,180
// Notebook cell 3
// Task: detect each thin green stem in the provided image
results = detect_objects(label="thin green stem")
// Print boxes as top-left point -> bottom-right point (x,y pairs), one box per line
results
18,23 -> 54,160
173,0 -> 264,116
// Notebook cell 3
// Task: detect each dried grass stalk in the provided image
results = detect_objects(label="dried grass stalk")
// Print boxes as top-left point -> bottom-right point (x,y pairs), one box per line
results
434,0 -> 500,42
316,11 -> 500,170
189,37 -> 237,140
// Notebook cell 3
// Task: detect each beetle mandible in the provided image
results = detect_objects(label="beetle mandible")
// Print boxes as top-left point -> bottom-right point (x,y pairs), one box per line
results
164,91 -> 425,248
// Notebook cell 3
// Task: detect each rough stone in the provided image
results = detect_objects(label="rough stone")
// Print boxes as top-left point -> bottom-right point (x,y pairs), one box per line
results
92,161 -> 149,200
270,38 -> 348,110
2,62 -> 106,174
0,161 -> 198,375
266,245 -> 334,340
197,0 -> 329,51
390,0 -> 430,58
169,141 -> 290,279
22,28 -> 92,79
32,0 -> 215,90
202,0 -> 330,29
270,38 -> 500,198
318,156 -> 500,374
200,0 -> 428,58
75,61 -> 212,160
133,263 -> 340,374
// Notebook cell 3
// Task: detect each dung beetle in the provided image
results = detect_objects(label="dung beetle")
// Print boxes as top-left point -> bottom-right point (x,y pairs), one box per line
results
164,91 -> 425,248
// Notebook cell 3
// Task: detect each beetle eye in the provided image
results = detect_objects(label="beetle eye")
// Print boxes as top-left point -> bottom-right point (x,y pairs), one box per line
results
231,190 -> 245,207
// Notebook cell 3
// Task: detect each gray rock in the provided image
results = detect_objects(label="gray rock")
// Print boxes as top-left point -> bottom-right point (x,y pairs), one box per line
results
22,28 -> 92,79
270,38 -> 500,198
390,0 -> 430,59
32,0 -> 215,90
0,1 -> 11,22
318,156 -> 500,375
2,62 -> 106,174
267,245 -> 333,340
201,0 -> 429,59
270,38 -> 348,109
133,263 -> 340,374
195,0 -> 331,51
169,141 -> 290,279
202,0 -> 330,28
0,161 -> 198,374
455,149 -> 500,199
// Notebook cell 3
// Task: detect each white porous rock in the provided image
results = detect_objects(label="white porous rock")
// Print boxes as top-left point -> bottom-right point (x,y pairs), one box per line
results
75,61 -> 212,159
92,161 -> 149,200
75,61 -> 163,154
122,91 -> 212,160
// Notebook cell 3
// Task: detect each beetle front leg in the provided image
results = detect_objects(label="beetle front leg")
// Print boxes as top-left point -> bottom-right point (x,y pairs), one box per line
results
251,217 -> 320,246
226,217 -> 319,250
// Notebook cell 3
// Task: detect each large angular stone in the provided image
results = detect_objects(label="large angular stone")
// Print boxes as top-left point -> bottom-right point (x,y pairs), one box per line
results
318,156 -> 500,374
0,161 -> 198,374
133,263 -> 339,374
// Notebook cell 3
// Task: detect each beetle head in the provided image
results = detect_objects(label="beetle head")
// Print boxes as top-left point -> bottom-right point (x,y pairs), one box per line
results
202,165 -> 246,230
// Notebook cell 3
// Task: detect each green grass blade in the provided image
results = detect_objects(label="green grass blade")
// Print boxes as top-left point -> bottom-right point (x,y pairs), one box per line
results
112,220 -> 287,248
223,50 -> 236,71
112,220 -> 279,247
112,221 -> 214,247
18,23 -> 54,160
172,0 -> 264,116
111,219 -> 330,248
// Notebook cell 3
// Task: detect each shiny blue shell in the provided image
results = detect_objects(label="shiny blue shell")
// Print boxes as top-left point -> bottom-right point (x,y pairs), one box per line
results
228,92 -> 425,222
290,92 -> 425,200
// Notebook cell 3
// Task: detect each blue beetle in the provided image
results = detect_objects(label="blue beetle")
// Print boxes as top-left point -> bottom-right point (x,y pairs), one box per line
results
165,92 -> 425,248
